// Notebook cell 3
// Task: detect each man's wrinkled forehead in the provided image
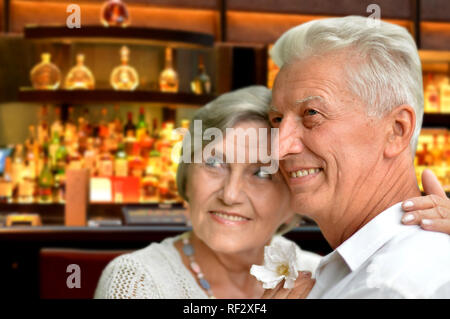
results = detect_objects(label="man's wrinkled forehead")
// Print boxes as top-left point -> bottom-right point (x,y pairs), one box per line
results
270,95 -> 326,113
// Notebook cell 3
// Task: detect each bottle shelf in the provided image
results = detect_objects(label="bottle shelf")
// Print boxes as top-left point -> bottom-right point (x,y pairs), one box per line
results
423,113 -> 450,128
18,88 -> 217,106
24,25 -> 214,48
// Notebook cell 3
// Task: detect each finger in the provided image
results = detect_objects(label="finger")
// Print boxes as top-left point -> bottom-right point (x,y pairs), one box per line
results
288,278 -> 315,299
422,169 -> 447,198
420,219 -> 450,235
261,281 -> 283,299
402,207 -> 450,225
402,194 -> 449,212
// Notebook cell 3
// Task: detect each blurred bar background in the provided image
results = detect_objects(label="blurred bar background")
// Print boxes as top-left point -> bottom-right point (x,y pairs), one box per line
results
0,0 -> 448,299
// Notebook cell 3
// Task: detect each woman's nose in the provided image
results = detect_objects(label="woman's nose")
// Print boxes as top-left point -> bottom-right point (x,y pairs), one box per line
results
219,173 -> 245,206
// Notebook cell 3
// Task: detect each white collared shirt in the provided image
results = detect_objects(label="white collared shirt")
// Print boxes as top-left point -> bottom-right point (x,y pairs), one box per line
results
307,202 -> 450,298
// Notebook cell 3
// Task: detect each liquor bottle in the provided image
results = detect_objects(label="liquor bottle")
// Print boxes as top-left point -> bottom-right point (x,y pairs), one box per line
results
30,53 -> 61,90
84,138 -> 98,175
11,144 -> 25,198
0,156 -> 13,203
440,76 -> 450,113
25,125 -> 39,180
65,107 -> 77,145
112,104 -> 123,135
67,142 -> 83,170
424,73 -> 440,113
38,146 -> 54,203
140,129 -> 154,159
100,0 -> 130,27
110,46 -> 139,91
114,141 -> 128,177
136,106 -> 147,141
159,47 -> 179,93
50,107 -> 64,139
18,163 -> 36,203
49,131 -> 61,168
82,108 -> 93,137
98,141 -> 114,177
17,140 -> 37,203
190,54 -> 211,95
65,53 -> 95,90
53,136 -> 68,203
123,111 -> 136,138
140,174 -> 159,203
37,105 -> 50,145
98,107 -> 110,140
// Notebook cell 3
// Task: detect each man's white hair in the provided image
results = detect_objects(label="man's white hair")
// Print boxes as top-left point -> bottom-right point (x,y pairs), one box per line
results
271,16 -> 423,153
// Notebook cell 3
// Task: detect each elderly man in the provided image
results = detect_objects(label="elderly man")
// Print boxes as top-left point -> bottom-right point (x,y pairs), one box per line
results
269,16 -> 450,298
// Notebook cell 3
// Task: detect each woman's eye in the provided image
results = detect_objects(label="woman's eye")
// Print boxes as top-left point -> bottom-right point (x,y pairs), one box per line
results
205,157 -> 223,168
304,109 -> 318,116
255,168 -> 272,179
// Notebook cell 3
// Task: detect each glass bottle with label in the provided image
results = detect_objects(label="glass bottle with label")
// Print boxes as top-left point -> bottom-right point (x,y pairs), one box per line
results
65,54 -> 96,90
136,107 -> 147,141
110,46 -> 139,91
190,54 -> 211,95
159,47 -> 179,93
98,142 -> 114,177
30,53 -> 61,90
114,141 -> 128,177
38,146 -> 54,203
100,0 -> 130,27
53,136 -> 68,203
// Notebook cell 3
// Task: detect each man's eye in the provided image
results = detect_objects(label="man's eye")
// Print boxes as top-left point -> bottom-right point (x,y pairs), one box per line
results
271,116 -> 282,125
255,168 -> 272,180
304,109 -> 318,116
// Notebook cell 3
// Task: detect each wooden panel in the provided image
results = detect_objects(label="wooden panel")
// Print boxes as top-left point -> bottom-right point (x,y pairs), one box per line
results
227,11 -> 413,44
12,0 -> 219,9
421,0 -> 450,22
10,1 -> 220,39
421,22 -> 450,50
0,0 -> 3,32
227,0 -> 412,19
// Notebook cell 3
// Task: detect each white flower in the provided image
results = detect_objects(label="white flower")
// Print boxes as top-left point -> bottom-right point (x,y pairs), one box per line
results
250,240 -> 302,289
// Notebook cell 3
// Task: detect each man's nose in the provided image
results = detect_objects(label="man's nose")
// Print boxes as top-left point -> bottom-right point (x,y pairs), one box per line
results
278,116 -> 305,160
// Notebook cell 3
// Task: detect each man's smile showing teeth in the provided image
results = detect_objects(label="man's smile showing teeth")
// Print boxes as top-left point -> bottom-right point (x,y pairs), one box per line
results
209,211 -> 250,224
290,168 -> 322,178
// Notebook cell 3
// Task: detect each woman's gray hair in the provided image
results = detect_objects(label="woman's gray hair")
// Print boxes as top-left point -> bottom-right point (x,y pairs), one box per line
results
270,15 -> 424,153
176,85 -> 300,235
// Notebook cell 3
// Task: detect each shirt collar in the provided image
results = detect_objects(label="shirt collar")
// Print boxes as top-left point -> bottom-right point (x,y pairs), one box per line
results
335,202 -> 409,272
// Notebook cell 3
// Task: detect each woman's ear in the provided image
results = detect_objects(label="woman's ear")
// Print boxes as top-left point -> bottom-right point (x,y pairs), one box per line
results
384,105 -> 416,158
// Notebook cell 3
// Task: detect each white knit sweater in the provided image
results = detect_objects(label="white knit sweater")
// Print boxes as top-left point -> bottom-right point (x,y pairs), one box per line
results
94,234 -> 322,299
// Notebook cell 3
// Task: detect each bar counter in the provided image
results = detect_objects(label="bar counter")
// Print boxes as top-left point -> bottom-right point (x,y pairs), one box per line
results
0,225 -> 331,299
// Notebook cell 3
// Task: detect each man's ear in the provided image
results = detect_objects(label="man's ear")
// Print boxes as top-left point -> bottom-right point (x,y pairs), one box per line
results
384,105 -> 416,158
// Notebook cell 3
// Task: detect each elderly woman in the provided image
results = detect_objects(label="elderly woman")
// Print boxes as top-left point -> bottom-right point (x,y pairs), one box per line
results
95,86 -> 321,299
95,86 -> 450,299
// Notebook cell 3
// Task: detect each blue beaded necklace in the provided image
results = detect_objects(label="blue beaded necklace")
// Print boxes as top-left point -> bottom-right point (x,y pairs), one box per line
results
182,232 -> 215,298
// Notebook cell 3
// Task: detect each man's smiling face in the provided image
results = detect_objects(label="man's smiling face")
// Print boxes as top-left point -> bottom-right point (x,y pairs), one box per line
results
269,51 -> 385,223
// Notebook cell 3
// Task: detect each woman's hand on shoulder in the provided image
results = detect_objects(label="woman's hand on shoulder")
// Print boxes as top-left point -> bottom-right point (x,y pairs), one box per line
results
401,169 -> 450,235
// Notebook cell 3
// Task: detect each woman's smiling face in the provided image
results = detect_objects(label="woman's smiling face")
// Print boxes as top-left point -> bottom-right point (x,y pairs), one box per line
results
185,120 -> 294,254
